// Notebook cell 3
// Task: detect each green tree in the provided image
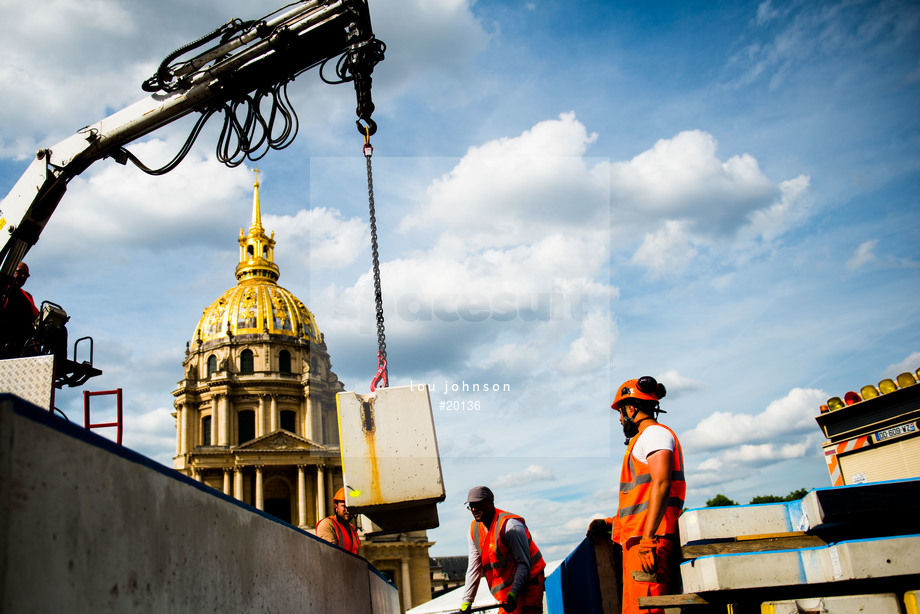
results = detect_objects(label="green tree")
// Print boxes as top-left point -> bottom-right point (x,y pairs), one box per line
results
749,488 -> 810,505
749,494 -> 785,504
705,494 -> 738,507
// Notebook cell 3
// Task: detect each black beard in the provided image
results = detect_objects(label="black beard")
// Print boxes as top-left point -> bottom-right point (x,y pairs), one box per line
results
622,418 -> 639,442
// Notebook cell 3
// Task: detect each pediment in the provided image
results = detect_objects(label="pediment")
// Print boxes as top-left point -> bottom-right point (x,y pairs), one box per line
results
235,430 -> 328,452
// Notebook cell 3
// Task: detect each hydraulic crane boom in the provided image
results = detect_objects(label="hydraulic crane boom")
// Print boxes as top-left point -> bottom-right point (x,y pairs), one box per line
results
0,0 -> 384,283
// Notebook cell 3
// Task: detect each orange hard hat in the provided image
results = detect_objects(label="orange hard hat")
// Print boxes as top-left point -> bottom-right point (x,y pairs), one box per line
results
612,376 -> 666,410
334,488 -> 346,503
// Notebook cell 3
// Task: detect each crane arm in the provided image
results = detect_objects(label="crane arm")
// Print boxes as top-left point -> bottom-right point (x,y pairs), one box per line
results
0,0 -> 384,281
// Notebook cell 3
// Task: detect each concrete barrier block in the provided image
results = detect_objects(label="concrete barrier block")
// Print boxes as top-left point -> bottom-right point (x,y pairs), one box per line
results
762,593 -> 901,613
0,395 -> 398,614
680,534 -> 920,593
680,479 -> 920,546
679,500 -> 805,546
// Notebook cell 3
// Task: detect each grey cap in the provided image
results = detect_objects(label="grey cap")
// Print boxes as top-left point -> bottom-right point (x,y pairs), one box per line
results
466,486 -> 494,504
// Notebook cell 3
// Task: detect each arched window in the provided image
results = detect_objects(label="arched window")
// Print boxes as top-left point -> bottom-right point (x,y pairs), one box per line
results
207,355 -> 217,375
238,410 -> 255,444
201,415 -> 212,446
240,349 -> 254,374
280,410 -> 296,433
279,350 -> 291,374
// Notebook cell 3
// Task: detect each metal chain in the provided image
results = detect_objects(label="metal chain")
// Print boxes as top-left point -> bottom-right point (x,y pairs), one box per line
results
364,136 -> 388,390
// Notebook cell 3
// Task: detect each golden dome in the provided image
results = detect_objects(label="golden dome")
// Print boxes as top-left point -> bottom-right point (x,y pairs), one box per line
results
193,175 -> 321,344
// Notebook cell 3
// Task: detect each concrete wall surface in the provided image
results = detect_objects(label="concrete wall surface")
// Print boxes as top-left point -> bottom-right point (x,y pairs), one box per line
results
0,394 -> 399,614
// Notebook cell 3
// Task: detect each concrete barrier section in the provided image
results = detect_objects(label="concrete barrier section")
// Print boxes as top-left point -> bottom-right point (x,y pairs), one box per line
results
679,500 -> 805,545
680,534 -> 920,593
0,395 -> 399,614
762,593 -> 902,614
680,479 -> 920,546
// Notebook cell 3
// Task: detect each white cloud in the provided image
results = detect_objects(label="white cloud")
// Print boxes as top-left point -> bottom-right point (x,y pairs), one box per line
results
315,115 -> 614,385
39,141 -> 251,255
122,406 -> 177,466
611,130 -> 778,234
562,311 -> 616,373
683,387 -> 825,451
655,370 -> 703,399
266,207 -> 367,272
755,1 -> 781,26
401,112 -> 608,249
721,439 -> 811,464
493,464 -> 555,488
370,0 -> 491,105
609,130 -> 813,276
846,239 -> 879,271
884,351 -> 920,380
630,220 -> 699,277
741,174 -> 811,243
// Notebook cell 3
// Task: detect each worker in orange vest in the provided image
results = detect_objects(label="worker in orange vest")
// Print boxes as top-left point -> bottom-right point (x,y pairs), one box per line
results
0,262 -> 40,358
588,376 -> 686,614
316,487 -> 361,554
458,486 -> 546,614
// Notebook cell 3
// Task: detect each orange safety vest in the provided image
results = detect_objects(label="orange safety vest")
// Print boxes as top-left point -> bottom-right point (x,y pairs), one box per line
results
617,424 -> 686,544
317,515 -> 361,554
470,509 -> 546,603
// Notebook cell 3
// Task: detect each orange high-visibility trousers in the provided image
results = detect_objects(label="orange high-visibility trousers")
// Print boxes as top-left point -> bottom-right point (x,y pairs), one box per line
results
621,538 -> 676,614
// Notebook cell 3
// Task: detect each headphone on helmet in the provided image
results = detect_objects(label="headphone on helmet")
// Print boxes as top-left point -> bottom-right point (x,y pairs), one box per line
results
636,376 -> 667,404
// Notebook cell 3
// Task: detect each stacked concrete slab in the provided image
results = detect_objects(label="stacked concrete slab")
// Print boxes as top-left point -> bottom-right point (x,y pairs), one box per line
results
762,593 -> 903,614
681,534 -> 919,592
675,479 -> 920,610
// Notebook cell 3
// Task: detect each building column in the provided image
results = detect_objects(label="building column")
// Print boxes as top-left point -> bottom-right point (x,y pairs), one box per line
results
210,399 -> 218,445
193,470 -> 202,482
257,395 -> 266,438
234,466 -> 244,501
176,403 -> 185,455
401,556 -> 413,610
186,404 -> 197,451
223,468 -> 232,495
310,397 -> 322,443
301,396 -> 311,440
218,394 -> 230,446
269,395 -> 279,432
316,465 -> 326,519
255,466 -> 264,510
297,465 -> 308,527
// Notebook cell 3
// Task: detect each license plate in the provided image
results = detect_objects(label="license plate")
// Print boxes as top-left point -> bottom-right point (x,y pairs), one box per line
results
873,421 -> 917,443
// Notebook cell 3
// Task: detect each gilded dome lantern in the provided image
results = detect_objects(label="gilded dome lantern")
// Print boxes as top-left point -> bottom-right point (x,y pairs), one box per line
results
193,175 -> 321,346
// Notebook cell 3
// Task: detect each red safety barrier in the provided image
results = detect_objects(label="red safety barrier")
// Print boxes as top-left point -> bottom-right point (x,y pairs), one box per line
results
83,388 -> 123,445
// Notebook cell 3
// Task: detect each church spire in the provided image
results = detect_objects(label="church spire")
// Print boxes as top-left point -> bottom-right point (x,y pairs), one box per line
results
251,169 -> 263,231
236,170 -> 280,283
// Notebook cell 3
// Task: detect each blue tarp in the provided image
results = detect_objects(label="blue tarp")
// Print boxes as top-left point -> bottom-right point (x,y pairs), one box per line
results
545,537 -> 604,614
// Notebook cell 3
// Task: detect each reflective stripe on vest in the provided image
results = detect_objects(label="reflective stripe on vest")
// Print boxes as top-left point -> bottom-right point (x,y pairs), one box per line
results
617,424 -> 686,541
470,509 -> 546,601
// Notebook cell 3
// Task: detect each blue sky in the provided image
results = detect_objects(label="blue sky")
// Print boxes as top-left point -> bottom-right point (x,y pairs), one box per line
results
2,0 -> 919,561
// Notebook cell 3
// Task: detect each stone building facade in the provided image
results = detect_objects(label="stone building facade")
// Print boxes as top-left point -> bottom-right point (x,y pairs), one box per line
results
172,177 -> 432,612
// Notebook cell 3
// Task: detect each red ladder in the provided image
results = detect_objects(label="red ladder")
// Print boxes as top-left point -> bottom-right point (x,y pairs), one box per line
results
83,388 -> 123,445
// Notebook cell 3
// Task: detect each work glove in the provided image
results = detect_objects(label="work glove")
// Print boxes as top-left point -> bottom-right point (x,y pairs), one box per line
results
501,590 -> 518,612
637,537 -> 658,573
587,518 -> 610,539
459,601 -> 472,613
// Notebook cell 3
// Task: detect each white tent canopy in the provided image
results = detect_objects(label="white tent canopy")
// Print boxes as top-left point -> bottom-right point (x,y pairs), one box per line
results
407,560 -> 562,614
407,579 -> 498,614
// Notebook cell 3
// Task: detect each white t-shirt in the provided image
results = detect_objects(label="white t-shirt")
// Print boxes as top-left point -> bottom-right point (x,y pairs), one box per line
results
631,424 -> 675,463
